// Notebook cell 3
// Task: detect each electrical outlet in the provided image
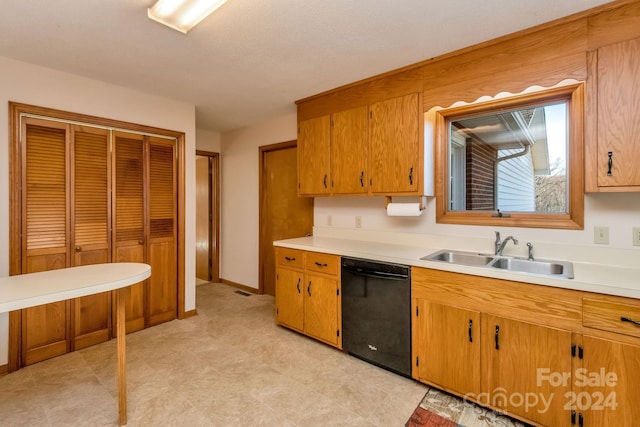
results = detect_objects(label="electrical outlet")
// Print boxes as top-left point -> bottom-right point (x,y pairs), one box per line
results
594,226 -> 609,245
327,215 -> 332,227
355,216 -> 362,229
633,227 -> 640,246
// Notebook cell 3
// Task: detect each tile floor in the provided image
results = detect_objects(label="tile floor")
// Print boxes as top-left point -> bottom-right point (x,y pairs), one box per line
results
0,283 -> 428,426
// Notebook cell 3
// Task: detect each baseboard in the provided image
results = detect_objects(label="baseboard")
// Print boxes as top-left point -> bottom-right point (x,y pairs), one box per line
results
220,278 -> 260,294
0,364 -> 8,376
183,309 -> 197,319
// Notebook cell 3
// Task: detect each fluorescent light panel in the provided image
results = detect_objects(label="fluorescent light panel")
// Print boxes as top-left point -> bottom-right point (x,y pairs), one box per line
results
148,0 -> 228,33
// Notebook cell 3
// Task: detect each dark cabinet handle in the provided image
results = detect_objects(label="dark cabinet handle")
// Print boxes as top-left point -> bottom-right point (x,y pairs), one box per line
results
578,413 -> 583,427
307,281 -> 312,297
571,410 -> 576,425
296,278 -> 301,294
284,256 -> 296,261
621,317 -> 640,327
607,151 -> 613,176
323,174 -> 328,188
359,171 -> 364,187
495,325 -> 500,350
468,319 -> 473,343
314,262 -> 328,267
409,167 -> 414,185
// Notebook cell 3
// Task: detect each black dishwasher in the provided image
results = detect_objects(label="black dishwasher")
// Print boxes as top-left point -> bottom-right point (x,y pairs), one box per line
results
341,257 -> 411,377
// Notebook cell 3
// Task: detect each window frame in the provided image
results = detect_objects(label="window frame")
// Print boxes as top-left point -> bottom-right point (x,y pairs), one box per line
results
434,83 -> 584,229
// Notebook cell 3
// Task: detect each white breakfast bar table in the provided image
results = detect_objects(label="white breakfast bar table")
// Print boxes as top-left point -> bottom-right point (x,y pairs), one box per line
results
0,262 -> 151,426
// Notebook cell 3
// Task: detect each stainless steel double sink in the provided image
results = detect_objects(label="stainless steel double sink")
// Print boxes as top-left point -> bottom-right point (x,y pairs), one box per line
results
422,249 -> 574,279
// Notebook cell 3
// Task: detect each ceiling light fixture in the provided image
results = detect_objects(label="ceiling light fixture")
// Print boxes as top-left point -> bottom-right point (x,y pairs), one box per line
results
148,0 -> 228,33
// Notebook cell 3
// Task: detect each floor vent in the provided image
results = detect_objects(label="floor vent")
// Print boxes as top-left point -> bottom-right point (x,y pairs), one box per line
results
234,290 -> 251,297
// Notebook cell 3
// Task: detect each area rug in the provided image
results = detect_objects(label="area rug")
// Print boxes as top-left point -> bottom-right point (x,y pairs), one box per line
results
406,388 -> 530,427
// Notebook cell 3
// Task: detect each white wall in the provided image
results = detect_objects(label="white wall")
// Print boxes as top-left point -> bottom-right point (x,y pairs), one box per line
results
0,56 -> 197,365
196,128 -> 221,153
219,111 -> 297,289
314,192 -> 640,264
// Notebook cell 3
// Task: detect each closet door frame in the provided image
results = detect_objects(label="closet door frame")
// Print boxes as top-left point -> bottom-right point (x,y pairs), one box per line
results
8,102 -> 187,372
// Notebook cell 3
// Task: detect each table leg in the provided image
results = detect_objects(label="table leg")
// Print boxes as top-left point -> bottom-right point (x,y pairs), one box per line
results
117,289 -> 127,426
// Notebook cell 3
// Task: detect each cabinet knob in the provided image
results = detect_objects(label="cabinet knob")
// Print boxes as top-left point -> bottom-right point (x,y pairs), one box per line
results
284,256 -> 296,262
296,278 -> 301,294
138,239 -> 144,245
607,151 -> 613,176
359,171 -> 364,187
314,262 -> 328,267
494,325 -> 500,350
75,246 -> 82,252
621,316 -> 640,327
307,281 -> 312,297
409,167 -> 414,185
323,174 -> 328,189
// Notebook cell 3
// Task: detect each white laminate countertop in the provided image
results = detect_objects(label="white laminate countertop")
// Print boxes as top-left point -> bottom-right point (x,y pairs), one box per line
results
0,263 -> 151,313
274,236 -> 640,299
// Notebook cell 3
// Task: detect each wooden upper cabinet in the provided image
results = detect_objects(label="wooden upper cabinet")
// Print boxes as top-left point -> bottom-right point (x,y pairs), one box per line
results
331,106 -> 368,194
369,93 -> 421,194
595,37 -> 640,189
298,115 -> 331,196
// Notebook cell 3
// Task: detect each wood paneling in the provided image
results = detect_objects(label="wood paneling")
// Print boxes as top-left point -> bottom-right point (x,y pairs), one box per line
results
588,0 -> 640,50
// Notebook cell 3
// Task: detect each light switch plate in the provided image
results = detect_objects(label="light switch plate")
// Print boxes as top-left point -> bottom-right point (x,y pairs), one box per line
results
327,215 -> 332,227
355,216 -> 362,228
633,227 -> 640,246
594,226 -> 609,245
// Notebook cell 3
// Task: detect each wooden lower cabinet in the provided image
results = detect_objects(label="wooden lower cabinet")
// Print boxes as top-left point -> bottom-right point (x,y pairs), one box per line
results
275,248 -> 341,348
481,315 -> 572,427
412,267 -> 640,426
581,335 -> 640,426
413,300 -> 481,397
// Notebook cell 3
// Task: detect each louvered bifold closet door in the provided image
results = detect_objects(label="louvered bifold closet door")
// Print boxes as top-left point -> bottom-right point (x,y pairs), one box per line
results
21,118 -> 71,366
113,131 -> 147,333
148,137 -> 177,326
71,126 -> 112,349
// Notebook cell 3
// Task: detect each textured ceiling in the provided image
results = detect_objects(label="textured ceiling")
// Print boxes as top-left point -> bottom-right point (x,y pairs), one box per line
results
0,0 -> 612,132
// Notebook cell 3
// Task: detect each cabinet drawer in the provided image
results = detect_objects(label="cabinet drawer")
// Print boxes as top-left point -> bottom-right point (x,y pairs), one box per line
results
276,248 -> 304,269
583,298 -> 640,339
305,252 -> 339,276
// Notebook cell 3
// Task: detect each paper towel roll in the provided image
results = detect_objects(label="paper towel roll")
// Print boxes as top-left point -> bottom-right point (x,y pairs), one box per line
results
386,202 -> 423,217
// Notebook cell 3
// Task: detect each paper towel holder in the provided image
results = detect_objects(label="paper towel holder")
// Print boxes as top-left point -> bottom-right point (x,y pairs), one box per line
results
385,196 -> 426,211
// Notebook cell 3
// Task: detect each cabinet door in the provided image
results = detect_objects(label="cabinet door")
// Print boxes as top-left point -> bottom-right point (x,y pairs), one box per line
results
369,93 -> 420,194
21,119 -> 71,366
332,106 -> 368,194
581,335 -> 640,426
482,315 -> 572,426
113,132 -> 147,333
298,115 -> 331,195
597,38 -> 640,187
275,267 -> 304,332
304,274 -> 339,345
415,300 -> 480,396
71,126 -> 112,350
148,137 -> 177,326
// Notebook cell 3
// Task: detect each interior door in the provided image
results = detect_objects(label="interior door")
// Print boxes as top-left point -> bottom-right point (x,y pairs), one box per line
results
195,156 -> 211,281
20,118 -> 71,366
71,125 -> 112,349
113,131 -> 147,333
148,137 -> 177,326
260,143 -> 314,296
